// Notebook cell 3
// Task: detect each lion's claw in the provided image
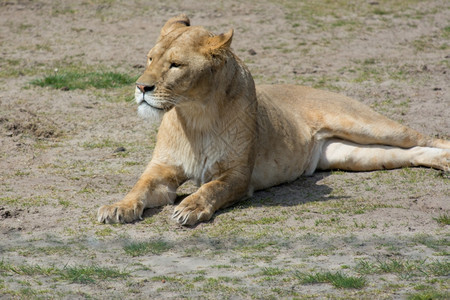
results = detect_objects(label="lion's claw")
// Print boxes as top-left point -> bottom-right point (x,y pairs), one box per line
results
173,210 -> 191,226
97,201 -> 144,224
172,198 -> 213,226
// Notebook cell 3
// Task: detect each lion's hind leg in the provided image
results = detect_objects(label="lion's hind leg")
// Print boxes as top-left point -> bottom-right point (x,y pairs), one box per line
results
316,95 -> 449,150
317,139 -> 449,172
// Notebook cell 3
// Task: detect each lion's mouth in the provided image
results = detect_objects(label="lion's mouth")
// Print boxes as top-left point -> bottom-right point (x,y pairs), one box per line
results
141,100 -> 165,111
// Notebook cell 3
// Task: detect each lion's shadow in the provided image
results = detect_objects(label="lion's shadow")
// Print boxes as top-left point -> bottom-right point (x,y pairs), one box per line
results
215,171 -> 346,217
142,171 -> 345,222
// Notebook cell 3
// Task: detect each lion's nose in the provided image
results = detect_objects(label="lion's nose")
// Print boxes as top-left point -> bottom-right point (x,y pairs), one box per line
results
136,84 -> 155,93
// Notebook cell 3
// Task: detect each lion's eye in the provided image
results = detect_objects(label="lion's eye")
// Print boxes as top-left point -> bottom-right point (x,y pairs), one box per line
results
147,57 -> 152,64
170,62 -> 181,69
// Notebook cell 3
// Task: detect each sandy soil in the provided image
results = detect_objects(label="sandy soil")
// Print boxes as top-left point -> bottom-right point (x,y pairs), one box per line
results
0,0 -> 449,298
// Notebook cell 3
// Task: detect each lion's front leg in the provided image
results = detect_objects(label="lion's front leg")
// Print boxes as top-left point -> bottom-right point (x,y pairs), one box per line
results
172,173 -> 250,226
97,163 -> 185,224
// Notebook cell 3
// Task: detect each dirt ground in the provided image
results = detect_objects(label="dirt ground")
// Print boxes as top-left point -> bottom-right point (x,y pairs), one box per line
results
0,0 -> 449,299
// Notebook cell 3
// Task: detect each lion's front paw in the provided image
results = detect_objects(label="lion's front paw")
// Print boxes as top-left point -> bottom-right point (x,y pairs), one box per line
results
97,200 -> 144,224
172,197 -> 214,226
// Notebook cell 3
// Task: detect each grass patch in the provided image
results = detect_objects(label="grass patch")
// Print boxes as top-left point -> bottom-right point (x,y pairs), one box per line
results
408,290 -> 450,300
356,258 -> 422,278
61,265 -> 129,284
0,196 -> 49,207
295,271 -> 366,289
433,214 -> 450,226
0,261 -> 54,277
315,216 -> 341,227
244,216 -> 287,225
412,234 -> 449,250
124,240 -> 172,257
201,277 -> 242,294
31,69 -> 137,90
356,257 -> 448,279
0,261 -> 128,284
427,260 -> 450,276
95,227 -> 114,237
373,8 -> 390,15
150,275 -> 185,283
260,267 -> 284,276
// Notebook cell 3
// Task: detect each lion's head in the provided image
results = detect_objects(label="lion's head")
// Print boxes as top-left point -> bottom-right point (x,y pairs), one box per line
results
135,14 -> 234,123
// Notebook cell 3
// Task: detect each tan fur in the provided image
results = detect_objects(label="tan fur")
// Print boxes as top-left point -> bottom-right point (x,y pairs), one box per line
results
97,15 -> 449,225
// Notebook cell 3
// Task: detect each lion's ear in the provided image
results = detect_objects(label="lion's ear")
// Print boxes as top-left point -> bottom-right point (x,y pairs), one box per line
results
203,29 -> 234,54
160,14 -> 190,36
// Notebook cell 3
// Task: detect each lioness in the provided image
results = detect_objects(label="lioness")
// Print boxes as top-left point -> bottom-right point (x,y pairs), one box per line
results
98,15 -> 449,226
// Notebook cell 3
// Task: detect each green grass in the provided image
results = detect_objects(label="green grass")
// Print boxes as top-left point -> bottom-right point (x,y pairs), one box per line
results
315,216 -> 341,227
0,261 -> 128,284
433,214 -> 450,226
373,8 -> 390,15
124,240 -> 172,257
356,258 -> 419,277
408,290 -> 450,300
348,64 -> 409,84
412,234 -> 449,250
427,260 -> 450,276
0,195 -> 49,207
260,267 -> 284,276
95,227 -> 114,237
201,277 -> 242,294
295,271 -> 366,289
31,69 -> 137,90
356,257 -> 449,279
61,265 -> 129,284
0,261 -> 54,276
244,216 -> 287,225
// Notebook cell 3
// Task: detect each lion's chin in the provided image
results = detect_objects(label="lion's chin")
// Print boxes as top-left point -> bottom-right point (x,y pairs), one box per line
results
137,102 -> 165,124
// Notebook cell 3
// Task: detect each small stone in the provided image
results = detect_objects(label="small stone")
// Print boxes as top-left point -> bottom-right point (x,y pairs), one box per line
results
248,49 -> 257,56
114,146 -> 126,153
